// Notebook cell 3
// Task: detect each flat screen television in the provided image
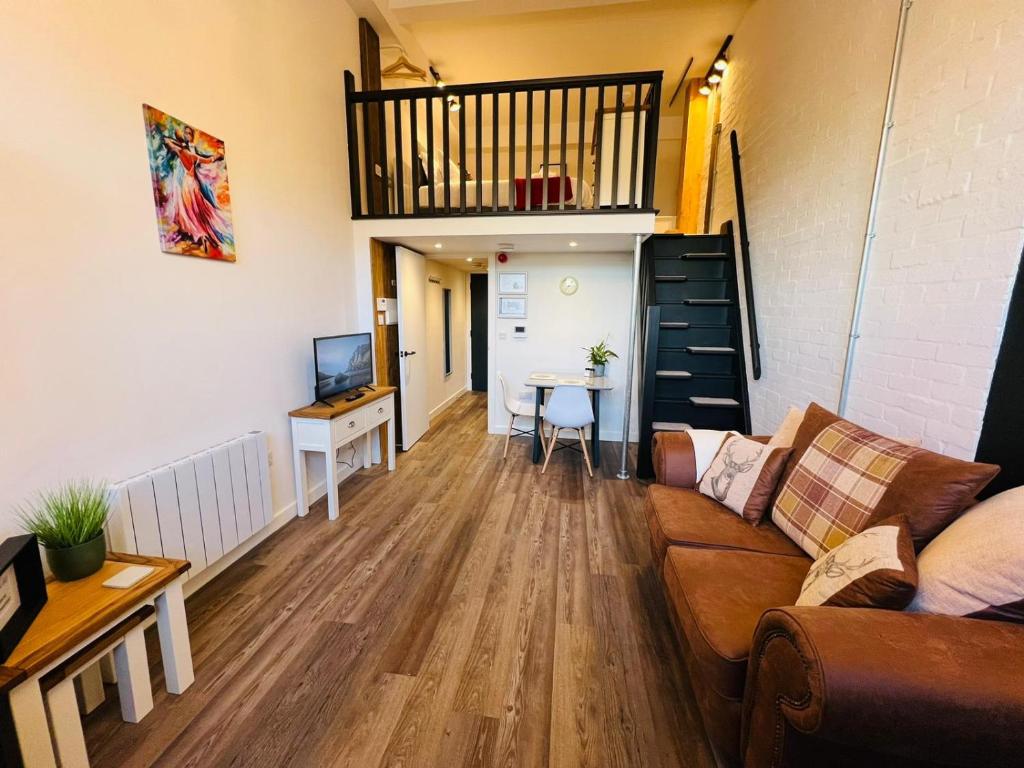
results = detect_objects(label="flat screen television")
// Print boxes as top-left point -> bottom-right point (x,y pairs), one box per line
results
313,332 -> 373,402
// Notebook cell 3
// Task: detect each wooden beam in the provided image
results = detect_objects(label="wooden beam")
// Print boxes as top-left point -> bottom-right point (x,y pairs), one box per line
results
370,239 -> 401,462
675,79 -> 709,233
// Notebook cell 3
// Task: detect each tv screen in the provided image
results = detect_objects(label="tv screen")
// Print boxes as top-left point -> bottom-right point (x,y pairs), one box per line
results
314,333 -> 373,400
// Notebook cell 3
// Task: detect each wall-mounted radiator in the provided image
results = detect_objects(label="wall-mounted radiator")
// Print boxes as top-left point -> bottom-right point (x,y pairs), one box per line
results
107,431 -> 273,580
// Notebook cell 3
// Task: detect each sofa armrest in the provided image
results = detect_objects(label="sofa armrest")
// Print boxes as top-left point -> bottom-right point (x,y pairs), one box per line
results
742,607 -> 1024,767
652,432 -> 698,487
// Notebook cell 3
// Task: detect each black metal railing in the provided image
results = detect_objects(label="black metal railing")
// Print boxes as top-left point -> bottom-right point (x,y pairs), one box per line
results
344,70 -> 662,219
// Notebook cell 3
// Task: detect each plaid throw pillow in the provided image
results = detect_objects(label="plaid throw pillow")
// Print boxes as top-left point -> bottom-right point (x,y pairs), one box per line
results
772,420 -> 919,558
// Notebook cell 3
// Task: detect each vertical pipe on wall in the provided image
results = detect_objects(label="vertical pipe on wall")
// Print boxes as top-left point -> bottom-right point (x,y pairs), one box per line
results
618,233 -> 644,480
838,0 -> 912,416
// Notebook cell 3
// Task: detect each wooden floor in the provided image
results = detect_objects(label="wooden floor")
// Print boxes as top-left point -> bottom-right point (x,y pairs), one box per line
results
84,392 -> 715,768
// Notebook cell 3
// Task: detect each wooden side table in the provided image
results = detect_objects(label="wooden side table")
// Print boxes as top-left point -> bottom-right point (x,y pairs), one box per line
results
0,553 -> 192,768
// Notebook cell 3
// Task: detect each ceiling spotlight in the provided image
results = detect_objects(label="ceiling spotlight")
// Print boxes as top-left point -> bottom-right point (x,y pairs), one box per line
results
714,56 -> 728,72
708,72 -> 722,85
698,83 -> 712,96
569,241 -> 578,247
434,242 -> 443,249
465,257 -> 473,262
429,66 -> 445,89
449,99 -> 461,113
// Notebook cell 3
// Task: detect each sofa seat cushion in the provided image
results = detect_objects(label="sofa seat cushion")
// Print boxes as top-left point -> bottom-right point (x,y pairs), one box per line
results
663,547 -> 811,700
646,484 -> 808,565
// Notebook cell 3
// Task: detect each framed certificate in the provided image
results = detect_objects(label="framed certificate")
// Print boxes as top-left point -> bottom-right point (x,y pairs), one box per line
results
0,535 -> 47,663
498,272 -> 527,295
498,296 -> 527,319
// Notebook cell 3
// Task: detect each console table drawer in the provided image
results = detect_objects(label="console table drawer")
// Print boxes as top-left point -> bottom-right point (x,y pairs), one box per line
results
366,397 -> 393,428
332,411 -> 365,442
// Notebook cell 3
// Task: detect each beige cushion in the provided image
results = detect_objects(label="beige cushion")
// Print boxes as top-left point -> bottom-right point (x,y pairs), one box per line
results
684,428 -> 735,481
698,434 -> 791,523
909,487 -> 1024,624
768,406 -> 804,448
796,515 -> 917,609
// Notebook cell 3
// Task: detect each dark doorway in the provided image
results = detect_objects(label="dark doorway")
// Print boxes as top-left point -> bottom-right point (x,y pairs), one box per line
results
975,253 -> 1024,497
470,273 -> 488,391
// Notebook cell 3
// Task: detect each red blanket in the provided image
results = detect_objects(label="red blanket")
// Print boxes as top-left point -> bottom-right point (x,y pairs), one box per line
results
514,176 -> 574,210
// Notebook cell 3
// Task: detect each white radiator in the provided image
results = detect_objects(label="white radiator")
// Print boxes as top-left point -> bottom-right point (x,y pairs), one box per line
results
107,431 -> 273,579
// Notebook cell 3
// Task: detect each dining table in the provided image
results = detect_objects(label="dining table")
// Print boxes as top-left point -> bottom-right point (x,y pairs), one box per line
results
524,371 -> 615,468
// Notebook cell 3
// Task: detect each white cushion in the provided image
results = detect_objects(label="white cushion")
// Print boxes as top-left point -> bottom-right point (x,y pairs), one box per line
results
684,428 -> 735,480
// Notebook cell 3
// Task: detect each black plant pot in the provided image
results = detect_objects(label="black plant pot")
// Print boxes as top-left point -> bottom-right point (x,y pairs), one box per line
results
45,532 -> 107,581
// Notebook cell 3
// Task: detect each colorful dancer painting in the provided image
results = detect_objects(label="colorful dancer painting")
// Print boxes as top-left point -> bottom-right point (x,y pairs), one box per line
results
143,105 -> 236,261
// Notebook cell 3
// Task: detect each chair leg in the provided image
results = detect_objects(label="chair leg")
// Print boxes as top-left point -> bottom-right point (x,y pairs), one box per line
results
503,414 -> 514,459
542,427 -> 560,474
578,428 -> 594,477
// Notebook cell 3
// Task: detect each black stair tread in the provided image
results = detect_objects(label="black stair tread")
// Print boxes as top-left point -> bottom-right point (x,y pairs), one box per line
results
689,396 -> 741,408
686,346 -> 736,355
659,321 -> 690,328
652,421 -> 691,432
655,370 -> 693,378
654,252 -> 728,260
654,276 -> 688,282
684,298 -> 733,305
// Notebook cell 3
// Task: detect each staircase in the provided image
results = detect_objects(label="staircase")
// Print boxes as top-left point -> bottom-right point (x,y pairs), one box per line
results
636,223 -> 752,479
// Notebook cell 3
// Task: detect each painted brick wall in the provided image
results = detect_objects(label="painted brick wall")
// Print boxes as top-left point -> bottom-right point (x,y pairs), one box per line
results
709,0 -> 900,433
844,0 -> 1024,458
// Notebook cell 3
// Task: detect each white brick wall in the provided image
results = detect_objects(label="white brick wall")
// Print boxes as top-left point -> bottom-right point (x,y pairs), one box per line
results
844,0 -> 1024,458
709,0 -> 900,433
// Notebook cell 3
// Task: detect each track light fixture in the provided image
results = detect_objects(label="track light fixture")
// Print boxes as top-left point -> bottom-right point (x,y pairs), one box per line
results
713,55 -> 729,72
697,35 -> 732,97
429,65 -> 445,89
708,72 -> 722,85
699,83 -> 712,96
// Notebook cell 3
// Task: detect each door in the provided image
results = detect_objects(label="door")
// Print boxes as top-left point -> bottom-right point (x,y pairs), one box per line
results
395,246 -> 429,449
470,273 -> 488,391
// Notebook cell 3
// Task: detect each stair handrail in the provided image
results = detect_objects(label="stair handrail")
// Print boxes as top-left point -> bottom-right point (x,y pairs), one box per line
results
729,130 -> 762,380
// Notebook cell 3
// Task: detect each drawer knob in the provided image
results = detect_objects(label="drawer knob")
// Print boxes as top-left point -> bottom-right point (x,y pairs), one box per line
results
348,420 -> 356,428
378,407 -> 384,414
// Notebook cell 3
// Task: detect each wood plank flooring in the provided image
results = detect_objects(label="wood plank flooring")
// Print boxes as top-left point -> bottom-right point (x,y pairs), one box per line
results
83,392 -> 715,768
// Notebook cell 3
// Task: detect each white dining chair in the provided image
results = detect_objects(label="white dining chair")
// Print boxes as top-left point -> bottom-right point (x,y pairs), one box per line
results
498,371 -> 544,459
541,385 -> 594,477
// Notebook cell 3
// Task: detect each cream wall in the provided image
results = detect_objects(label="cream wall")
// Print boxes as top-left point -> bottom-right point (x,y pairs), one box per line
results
424,260 -> 469,417
708,0 -> 901,432
844,0 -> 1024,458
487,252 -> 640,444
0,0 -> 363,538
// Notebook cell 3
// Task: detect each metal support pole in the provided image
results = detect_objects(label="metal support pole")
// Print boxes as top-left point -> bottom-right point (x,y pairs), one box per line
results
838,0 -> 912,416
618,234 -> 644,480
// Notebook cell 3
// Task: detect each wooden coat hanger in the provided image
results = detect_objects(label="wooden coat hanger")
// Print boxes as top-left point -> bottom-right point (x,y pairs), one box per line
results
382,55 -> 427,81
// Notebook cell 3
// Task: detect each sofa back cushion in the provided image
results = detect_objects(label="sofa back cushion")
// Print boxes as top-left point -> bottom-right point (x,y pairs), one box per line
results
698,434 -> 791,523
909,486 -> 1024,624
772,403 -> 999,558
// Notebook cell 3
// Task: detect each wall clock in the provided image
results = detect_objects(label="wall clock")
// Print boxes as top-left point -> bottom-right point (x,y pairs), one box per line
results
559,276 -> 579,295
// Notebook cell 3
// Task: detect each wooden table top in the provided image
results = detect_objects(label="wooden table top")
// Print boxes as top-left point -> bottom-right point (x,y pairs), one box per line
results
289,385 -> 397,420
1,552 -> 189,677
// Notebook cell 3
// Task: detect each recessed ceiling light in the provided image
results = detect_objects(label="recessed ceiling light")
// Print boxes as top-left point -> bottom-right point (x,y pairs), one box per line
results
434,242 -> 443,249
569,241 -> 578,247
465,257 -> 473,262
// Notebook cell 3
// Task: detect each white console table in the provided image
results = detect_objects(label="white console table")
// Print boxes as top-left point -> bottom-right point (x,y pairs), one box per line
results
289,386 -> 397,520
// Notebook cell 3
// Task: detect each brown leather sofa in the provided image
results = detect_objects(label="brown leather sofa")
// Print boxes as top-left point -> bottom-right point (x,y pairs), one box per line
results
646,432 -> 1024,768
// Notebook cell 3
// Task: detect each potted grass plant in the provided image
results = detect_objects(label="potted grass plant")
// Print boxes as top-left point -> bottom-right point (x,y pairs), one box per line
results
17,480 -> 110,581
583,338 -> 619,377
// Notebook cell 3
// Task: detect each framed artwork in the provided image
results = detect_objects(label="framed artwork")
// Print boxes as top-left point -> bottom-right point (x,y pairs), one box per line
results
498,272 -> 527,294
498,296 -> 527,319
143,104 -> 236,262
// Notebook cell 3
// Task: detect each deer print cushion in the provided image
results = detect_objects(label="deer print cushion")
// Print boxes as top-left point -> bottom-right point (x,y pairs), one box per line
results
796,515 -> 918,609
698,434 -> 792,524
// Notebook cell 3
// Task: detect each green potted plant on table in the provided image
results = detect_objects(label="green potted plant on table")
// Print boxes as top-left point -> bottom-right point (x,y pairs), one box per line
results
17,481 -> 110,581
583,338 -> 618,377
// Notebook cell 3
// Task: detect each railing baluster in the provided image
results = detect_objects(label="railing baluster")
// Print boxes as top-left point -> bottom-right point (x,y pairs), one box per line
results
442,98 -> 451,213
525,89 -> 533,210
377,92 -> 389,214
394,98 -> 405,215
508,91 -> 516,211
410,96 -> 419,214
628,82 -> 642,208
492,93 -> 499,212
558,87 -> 568,211
476,93 -> 483,213
593,85 -> 605,210
426,96 -> 436,214
361,95 -> 374,215
576,87 -> 586,210
642,78 -> 662,209
343,71 -> 362,217
542,88 -> 551,211
611,83 -> 623,208
458,94 -> 467,214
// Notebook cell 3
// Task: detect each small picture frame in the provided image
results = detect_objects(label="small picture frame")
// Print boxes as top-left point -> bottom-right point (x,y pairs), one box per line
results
498,272 -> 527,295
498,296 -> 527,319
0,534 -> 48,664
